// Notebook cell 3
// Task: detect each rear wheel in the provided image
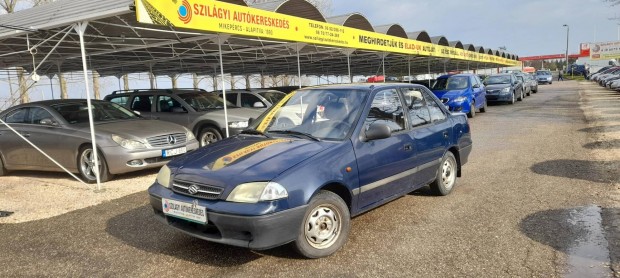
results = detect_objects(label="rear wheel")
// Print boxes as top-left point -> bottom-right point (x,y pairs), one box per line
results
78,147 -> 112,183
526,89 -> 531,96
294,190 -> 351,258
430,152 -> 458,196
199,127 -> 222,147
517,90 -> 524,101
467,102 -> 476,118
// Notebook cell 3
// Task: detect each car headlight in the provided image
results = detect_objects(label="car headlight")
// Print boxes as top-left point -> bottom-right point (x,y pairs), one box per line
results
156,165 -> 171,188
184,127 -> 196,141
453,96 -> 467,103
229,121 -> 249,129
226,182 -> 288,203
112,134 -> 146,149
501,87 -> 511,94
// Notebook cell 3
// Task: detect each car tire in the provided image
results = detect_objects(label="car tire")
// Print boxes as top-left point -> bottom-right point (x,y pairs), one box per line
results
479,100 -> 487,113
430,151 -> 458,196
199,127 -> 222,147
526,89 -> 531,96
467,102 -> 475,118
294,190 -> 351,259
532,87 -> 538,93
517,90 -> 524,101
508,92 -> 516,105
78,146 -> 112,183
0,155 -> 7,176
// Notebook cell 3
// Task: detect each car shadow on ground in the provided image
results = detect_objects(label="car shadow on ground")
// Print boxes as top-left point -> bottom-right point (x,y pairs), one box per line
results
105,205 -> 303,265
530,159 -> 620,184
4,168 -> 159,183
583,139 -> 620,150
579,125 -> 620,133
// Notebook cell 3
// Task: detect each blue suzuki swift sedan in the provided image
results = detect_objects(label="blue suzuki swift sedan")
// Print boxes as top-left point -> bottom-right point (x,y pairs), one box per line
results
148,83 -> 472,258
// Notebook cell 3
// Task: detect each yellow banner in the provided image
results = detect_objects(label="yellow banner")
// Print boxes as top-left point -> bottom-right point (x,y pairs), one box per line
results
135,0 -> 518,66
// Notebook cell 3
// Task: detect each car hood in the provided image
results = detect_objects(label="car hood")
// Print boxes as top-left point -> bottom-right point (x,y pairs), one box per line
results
432,89 -> 468,99
485,84 -> 511,90
169,136 -> 336,188
78,119 -> 187,139
194,107 -> 263,125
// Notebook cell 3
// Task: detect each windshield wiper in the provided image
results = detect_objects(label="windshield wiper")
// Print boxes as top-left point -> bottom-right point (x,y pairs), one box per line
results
269,130 -> 321,142
240,129 -> 270,138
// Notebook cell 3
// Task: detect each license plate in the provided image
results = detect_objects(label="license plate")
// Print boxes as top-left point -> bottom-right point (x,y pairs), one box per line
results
162,198 -> 207,224
162,146 -> 187,158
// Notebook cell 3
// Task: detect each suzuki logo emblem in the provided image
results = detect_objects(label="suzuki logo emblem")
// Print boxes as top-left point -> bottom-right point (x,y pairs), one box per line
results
168,135 -> 177,145
188,184 -> 199,195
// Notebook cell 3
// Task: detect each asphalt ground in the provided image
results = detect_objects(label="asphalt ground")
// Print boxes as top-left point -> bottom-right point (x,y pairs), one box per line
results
0,81 -> 618,277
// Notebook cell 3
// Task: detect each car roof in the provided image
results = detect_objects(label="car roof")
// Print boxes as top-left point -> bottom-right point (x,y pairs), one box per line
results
299,83 -> 427,91
2,99 -> 107,111
105,88 -> 207,97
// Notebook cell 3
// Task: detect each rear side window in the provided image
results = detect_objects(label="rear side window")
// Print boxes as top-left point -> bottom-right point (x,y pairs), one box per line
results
219,93 -> 237,105
107,96 -> 130,107
157,96 -> 182,112
4,108 -> 28,124
365,89 -> 405,133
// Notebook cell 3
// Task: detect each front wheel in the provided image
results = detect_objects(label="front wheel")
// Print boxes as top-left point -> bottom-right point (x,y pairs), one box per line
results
0,155 -> 7,176
294,190 -> 351,258
430,152 -> 458,196
517,90 -> 524,101
479,100 -> 487,113
199,127 -> 223,147
467,102 -> 476,118
507,92 -> 516,105
78,147 -> 112,183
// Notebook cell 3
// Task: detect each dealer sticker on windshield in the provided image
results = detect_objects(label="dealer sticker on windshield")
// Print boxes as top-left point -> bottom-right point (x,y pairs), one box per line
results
162,198 -> 207,224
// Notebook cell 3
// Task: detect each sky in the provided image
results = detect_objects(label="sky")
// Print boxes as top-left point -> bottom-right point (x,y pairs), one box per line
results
2,0 -> 620,107
330,0 -> 620,57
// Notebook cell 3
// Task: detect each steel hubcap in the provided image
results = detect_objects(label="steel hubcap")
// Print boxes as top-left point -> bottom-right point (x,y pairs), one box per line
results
201,132 -> 217,146
441,159 -> 456,190
305,205 -> 341,249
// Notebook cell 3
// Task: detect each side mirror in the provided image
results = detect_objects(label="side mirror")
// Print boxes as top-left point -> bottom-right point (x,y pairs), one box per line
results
363,123 -> 391,141
253,102 -> 266,108
482,81 -> 487,86
39,118 -> 58,126
133,111 -> 141,116
473,84 -> 480,88
171,107 -> 186,113
248,117 -> 255,125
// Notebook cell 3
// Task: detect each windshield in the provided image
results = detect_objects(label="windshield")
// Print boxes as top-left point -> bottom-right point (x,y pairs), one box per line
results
178,93 -> 235,111
485,75 -> 512,84
259,91 -> 286,104
432,76 -> 469,90
52,102 -> 139,124
536,71 -> 551,76
249,88 -> 369,141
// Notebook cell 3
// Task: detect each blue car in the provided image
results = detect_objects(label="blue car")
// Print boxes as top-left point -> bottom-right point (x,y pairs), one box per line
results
148,83 -> 472,258
431,74 -> 488,118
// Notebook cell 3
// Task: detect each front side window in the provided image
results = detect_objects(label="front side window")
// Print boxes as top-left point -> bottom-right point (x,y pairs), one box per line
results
365,89 -> 405,134
250,89 -> 369,140
157,96 -> 182,112
422,90 -> 447,122
108,96 -> 129,106
28,107 -> 54,125
258,91 -> 286,104
402,88 -> 431,128
240,93 -> 264,108
130,95 -> 153,112
180,93 -> 235,111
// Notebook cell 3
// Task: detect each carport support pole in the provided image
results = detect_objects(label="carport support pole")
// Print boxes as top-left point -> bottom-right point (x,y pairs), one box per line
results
408,58 -> 411,81
382,53 -> 386,82
217,35 -> 230,138
297,44 -> 302,88
75,21 -> 102,191
428,58 -> 431,87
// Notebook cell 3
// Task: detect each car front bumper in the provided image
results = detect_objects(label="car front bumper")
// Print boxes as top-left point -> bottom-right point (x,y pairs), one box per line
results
103,140 -> 199,174
148,183 -> 306,250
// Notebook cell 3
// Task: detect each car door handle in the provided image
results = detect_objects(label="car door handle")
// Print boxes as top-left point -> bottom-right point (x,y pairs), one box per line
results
403,143 -> 412,151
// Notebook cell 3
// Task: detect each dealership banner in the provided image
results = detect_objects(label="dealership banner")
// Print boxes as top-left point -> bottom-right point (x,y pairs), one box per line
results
135,0 -> 519,66
590,41 -> 620,60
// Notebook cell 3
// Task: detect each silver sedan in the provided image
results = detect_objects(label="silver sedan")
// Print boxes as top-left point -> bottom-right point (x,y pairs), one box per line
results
0,99 -> 199,183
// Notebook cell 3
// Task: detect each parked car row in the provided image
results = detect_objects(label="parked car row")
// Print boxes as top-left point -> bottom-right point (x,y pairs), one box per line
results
588,66 -> 620,90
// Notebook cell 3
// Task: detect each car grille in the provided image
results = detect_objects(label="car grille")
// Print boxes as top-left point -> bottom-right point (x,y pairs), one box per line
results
171,180 -> 224,200
147,133 -> 187,147
487,90 -> 499,94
